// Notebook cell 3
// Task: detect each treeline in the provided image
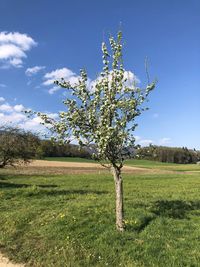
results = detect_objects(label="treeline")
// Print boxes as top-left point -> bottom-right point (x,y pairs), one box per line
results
1,126 -> 200,165
136,145 -> 200,164
37,140 -> 91,159
0,126 -> 91,169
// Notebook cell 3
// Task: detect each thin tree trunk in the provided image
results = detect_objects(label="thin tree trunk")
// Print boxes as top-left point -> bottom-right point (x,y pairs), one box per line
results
112,166 -> 124,231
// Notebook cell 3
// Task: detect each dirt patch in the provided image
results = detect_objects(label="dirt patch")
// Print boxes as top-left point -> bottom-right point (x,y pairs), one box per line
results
0,253 -> 24,267
26,160 -> 150,174
1,160 -> 175,175
30,160 -> 145,170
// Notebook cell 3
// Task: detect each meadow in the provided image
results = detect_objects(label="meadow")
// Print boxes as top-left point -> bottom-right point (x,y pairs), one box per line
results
1,159 -> 200,266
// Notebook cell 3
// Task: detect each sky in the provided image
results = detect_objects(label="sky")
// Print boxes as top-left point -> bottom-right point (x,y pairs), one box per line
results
0,0 -> 199,149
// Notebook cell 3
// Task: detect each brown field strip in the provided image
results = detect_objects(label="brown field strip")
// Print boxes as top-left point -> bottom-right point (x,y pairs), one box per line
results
1,160 -> 177,175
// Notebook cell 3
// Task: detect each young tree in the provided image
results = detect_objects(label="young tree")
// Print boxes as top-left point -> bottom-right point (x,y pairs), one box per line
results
30,31 -> 155,231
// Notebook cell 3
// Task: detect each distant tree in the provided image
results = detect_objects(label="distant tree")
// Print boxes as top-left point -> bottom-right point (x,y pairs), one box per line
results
136,145 -> 200,164
28,31 -> 155,231
38,140 -> 91,158
0,126 -> 40,168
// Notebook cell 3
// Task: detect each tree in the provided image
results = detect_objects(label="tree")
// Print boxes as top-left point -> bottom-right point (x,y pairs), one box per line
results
0,126 -> 40,168
30,31 -> 155,231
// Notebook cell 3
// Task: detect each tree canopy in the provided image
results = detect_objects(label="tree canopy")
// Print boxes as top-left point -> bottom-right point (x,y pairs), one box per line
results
0,126 -> 40,168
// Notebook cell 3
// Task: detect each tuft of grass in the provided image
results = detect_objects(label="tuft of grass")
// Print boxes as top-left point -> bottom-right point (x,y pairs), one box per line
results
1,169 -> 200,266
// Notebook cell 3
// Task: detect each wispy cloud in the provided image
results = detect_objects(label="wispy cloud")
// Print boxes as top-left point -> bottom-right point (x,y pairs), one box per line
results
135,136 -> 154,146
25,65 -> 45,76
0,97 -> 58,133
135,135 -> 172,147
0,83 -> 6,88
158,137 -> 171,146
0,32 -> 37,68
139,139 -> 154,146
48,86 -> 61,95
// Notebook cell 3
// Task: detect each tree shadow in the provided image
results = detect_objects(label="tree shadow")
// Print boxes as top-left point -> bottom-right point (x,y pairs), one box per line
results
129,199 -> 200,233
40,189 -> 108,197
0,180 -> 108,197
0,181 -> 58,189
126,215 -> 156,233
0,174 -> 7,180
151,199 -> 200,219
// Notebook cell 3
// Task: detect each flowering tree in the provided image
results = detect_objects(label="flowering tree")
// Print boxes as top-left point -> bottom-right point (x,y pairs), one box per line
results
32,31 -> 155,231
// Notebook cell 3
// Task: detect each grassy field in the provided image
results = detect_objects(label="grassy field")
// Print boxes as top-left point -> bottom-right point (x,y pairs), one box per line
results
44,157 -> 95,163
1,160 -> 200,266
45,157 -> 200,171
125,159 -> 200,171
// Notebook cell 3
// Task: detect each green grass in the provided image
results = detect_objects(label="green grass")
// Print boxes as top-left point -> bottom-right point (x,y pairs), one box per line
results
1,168 -> 200,266
44,157 -> 95,163
44,156 -> 200,172
125,159 -> 200,171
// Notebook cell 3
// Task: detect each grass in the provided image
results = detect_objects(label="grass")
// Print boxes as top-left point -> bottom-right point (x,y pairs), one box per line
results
44,156 -> 200,172
1,163 -> 200,266
44,157 -> 95,163
125,159 -> 200,171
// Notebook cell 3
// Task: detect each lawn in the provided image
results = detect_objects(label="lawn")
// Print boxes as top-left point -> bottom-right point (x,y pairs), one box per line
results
1,163 -> 200,266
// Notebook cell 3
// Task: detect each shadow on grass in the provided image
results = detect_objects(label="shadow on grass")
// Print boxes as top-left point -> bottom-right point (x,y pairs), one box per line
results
151,199 -> 200,219
39,189 -> 108,197
128,199 -> 200,232
0,174 -> 7,180
0,181 -> 58,189
0,181 -> 108,197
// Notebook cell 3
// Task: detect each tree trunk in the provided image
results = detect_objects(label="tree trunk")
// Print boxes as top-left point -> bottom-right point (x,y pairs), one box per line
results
112,166 -> 124,231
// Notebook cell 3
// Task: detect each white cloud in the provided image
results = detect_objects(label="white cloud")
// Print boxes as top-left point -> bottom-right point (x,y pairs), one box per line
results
0,103 -> 13,112
123,71 -> 140,87
43,67 -> 80,94
48,86 -> 60,95
0,112 -> 26,124
25,65 -> 45,76
0,31 -> 37,68
0,98 -> 58,133
0,102 -> 25,113
0,84 -> 6,88
43,67 -> 77,86
158,137 -> 171,146
90,70 -> 139,92
13,104 -> 25,112
139,139 -> 154,146
43,68 -> 139,95
134,135 -> 141,142
135,135 -> 172,147
134,135 -> 154,146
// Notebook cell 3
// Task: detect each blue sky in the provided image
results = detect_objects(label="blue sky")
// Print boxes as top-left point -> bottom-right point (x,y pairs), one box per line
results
0,0 -> 199,148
